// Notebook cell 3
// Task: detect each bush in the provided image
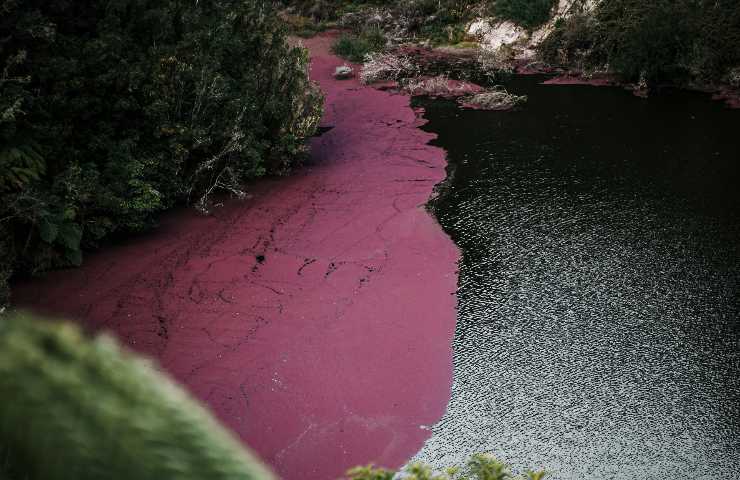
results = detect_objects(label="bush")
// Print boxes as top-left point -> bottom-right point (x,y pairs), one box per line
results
332,28 -> 388,62
360,52 -> 419,84
536,0 -> 740,84
0,0 -> 323,307
537,13 -> 603,69
280,12 -> 331,38
489,0 -> 557,29
0,312 -> 275,479
346,453 -> 545,480
594,0 -> 696,82
396,0 -> 478,45
461,88 -> 527,110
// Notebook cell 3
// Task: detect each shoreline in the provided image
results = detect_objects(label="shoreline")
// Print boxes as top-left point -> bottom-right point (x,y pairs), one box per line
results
359,42 -> 740,109
13,31 -> 460,479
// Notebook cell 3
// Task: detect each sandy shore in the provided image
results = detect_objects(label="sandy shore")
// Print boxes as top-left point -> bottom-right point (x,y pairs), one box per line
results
14,31 -> 459,479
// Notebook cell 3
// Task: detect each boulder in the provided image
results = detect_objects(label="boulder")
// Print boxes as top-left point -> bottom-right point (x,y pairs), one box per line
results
334,65 -> 354,80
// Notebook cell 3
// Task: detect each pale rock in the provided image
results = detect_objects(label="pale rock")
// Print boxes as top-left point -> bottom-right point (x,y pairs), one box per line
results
470,0 -> 600,61
334,65 -> 354,80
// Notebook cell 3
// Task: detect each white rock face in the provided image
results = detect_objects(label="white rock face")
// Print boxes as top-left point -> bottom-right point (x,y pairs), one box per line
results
469,0 -> 599,60
468,19 -> 527,51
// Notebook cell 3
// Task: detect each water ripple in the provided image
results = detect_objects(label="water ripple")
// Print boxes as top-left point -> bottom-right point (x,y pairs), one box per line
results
412,80 -> 740,479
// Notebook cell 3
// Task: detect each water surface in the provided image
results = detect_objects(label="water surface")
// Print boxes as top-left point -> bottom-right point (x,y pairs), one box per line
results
412,77 -> 740,479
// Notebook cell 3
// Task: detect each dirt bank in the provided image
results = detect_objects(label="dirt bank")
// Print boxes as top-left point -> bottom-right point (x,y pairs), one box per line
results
13,31 -> 459,479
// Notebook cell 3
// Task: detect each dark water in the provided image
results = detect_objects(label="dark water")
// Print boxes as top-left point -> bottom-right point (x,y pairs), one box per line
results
411,78 -> 740,479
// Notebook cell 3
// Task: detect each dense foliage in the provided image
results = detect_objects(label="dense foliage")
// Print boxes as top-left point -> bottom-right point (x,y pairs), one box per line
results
0,0 -> 323,307
332,28 -> 387,62
347,454 -> 545,480
289,0 -> 740,87
287,0 -> 554,46
0,312 -> 275,480
539,0 -> 740,83
488,0 -> 556,29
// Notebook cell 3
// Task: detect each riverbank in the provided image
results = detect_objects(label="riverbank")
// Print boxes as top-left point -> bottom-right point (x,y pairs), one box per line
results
13,31 -> 459,479
369,44 -> 740,109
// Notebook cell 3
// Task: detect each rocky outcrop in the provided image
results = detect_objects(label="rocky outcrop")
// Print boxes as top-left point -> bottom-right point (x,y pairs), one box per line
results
468,0 -> 598,61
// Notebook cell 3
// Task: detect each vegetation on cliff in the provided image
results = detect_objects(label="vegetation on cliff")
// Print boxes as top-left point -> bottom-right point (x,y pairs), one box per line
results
0,0 -> 323,308
539,0 -> 740,84
488,0 -> 557,29
283,0 -> 740,88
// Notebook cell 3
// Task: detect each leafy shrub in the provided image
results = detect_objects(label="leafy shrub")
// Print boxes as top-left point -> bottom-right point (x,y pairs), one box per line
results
279,0 -> 370,22
404,75 -> 467,96
332,28 -> 388,62
0,234 -> 10,310
0,312 -> 275,479
539,0 -> 740,83
346,454 -> 545,480
594,0 -> 695,81
461,88 -> 527,110
478,44 -> 515,79
281,12 -> 331,38
727,67 -> 740,88
399,0 -> 478,45
0,0 -> 323,307
360,52 -> 419,84
537,13 -> 603,69
489,0 -> 557,29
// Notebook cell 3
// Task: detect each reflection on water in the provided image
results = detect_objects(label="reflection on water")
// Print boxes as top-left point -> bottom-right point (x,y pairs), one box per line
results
412,78 -> 740,479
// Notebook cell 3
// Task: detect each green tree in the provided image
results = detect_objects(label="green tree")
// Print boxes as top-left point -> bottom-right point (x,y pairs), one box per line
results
489,0 -> 557,29
0,0 -> 323,307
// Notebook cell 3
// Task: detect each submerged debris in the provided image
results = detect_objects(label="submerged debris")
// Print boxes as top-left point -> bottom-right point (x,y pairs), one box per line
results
403,75 -> 482,98
459,86 -> 527,111
360,52 -> 418,84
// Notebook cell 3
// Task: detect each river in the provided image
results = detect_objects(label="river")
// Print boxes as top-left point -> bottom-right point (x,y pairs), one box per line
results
411,77 -> 740,479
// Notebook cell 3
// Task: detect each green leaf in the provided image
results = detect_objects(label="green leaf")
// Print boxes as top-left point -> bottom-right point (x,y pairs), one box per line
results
57,223 -> 82,251
38,219 -> 59,244
64,248 -> 83,266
